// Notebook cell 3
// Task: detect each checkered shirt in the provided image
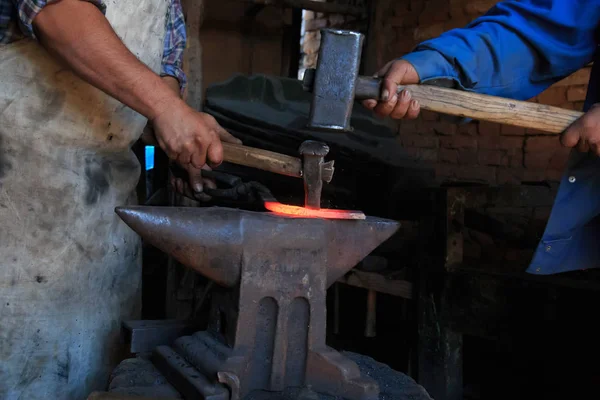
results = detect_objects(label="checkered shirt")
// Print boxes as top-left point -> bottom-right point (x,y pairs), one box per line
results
0,0 -> 187,90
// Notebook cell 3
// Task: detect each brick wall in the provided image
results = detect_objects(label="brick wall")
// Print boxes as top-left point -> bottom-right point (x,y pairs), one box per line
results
376,0 -> 591,185
300,7 -> 366,79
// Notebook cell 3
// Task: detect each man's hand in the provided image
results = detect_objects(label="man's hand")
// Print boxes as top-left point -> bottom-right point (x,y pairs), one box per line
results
561,104 -> 600,156
362,60 -> 421,119
152,104 -> 240,169
171,164 -> 216,202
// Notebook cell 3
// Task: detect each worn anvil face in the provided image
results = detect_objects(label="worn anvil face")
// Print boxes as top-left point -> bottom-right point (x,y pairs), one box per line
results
115,206 -> 400,400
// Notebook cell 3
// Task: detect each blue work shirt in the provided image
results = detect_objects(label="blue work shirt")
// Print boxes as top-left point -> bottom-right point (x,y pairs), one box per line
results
400,0 -> 600,275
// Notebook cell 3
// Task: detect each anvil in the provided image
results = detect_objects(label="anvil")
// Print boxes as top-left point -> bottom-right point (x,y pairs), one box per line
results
115,206 -> 400,400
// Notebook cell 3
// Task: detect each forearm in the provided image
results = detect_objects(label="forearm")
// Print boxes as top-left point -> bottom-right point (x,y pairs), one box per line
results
33,0 -> 182,120
402,0 -> 599,100
161,76 -> 182,97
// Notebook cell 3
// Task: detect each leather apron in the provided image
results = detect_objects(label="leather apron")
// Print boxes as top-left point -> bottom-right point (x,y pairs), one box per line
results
0,1 -> 169,398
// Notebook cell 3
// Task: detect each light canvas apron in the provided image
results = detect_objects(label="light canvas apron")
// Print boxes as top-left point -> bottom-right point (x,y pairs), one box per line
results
0,0 -> 170,398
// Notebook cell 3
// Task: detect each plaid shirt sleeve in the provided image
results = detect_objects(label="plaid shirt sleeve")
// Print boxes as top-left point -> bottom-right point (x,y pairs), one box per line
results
161,0 -> 187,93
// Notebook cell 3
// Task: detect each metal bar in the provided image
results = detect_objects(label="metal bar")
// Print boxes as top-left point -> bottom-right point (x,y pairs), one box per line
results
122,319 -> 202,354
152,346 -> 230,400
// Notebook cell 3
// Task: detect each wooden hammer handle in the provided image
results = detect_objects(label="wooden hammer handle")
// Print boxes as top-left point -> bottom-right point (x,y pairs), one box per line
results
143,132 -> 303,177
222,142 -> 302,178
355,77 -> 584,134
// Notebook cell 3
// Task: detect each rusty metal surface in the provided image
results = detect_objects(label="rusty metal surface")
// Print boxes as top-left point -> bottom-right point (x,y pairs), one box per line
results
299,140 -> 329,209
305,29 -> 364,132
115,206 -> 398,288
115,206 -> 399,400
152,345 -> 230,400
122,319 -> 203,354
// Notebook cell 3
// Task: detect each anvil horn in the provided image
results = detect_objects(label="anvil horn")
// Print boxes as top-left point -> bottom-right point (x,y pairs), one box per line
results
115,206 -> 243,287
115,206 -> 399,288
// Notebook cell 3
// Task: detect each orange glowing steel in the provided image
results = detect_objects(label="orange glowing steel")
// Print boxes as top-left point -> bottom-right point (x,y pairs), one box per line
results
264,201 -> 366,220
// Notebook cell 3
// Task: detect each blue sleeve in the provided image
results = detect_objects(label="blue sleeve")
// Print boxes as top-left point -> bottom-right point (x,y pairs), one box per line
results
401,0 -> 600,100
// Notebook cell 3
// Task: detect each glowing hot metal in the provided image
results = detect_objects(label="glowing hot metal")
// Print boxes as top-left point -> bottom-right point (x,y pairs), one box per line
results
263,201 -> 365,220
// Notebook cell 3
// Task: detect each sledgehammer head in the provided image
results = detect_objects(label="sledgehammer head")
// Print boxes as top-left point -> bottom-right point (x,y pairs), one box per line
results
303,29 -> 364,132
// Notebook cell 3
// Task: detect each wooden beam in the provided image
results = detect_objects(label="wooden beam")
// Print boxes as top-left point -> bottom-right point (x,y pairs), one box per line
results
238,0 -> 366,16
337,269 -> 413,299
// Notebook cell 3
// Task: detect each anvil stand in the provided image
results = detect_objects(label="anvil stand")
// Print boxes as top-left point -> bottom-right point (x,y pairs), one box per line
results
113,206 -> 400,400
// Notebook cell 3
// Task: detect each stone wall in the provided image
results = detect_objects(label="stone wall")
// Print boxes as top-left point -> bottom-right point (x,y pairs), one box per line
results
373,0 -> 591,185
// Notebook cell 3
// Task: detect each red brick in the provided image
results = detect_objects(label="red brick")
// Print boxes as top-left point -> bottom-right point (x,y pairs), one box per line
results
434,163 -> 454,179
478,121 -> 501,136
458,149 -> 478,165
522,169 -> 547,182
497,168 -> 524,184
525,128 -> 546,135
444,17 -> 471,31
440,136 -> 477,149
404,147 -> 438,162
558,102 -> 576,110
394,40 -> 417,56
478,149 -> 506,166
454,165 -> 497,183
413,23 -> 445,42
420,110 -> 439,121
465,0 -> 497,16
567,86 -> 588,102
410,0 -> 425,13
549,147 -> 570,170
435,164 -> 496,183
458,122 -> 478,136
508,148 -> 523,167
479,136 -> 523,150
398,119 -> 419,133
393,1 -> 410,15
450,3 -> 466,18
501,124 -> 526,136
525,136 -> 560,152
400,133 -> 439,148
546,169 -> 564,182
429,122 -> 457,136
439,148 -> 459,163
389,12 -> 419,28
553,67 -> 591,87
537,87 -> 567,106
524,153 -> 551,169
419,2 -> 450,25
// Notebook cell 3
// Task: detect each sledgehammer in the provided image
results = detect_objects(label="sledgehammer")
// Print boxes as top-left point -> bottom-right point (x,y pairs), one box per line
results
302,29 -> 584,134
